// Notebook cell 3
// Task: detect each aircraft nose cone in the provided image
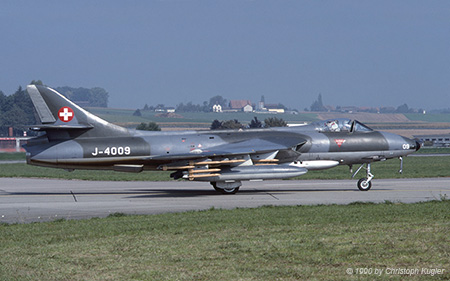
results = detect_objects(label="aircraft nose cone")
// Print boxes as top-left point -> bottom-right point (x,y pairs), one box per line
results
401,136 -> 420,152
408,138 -> 421,151
415,140 -> 421,151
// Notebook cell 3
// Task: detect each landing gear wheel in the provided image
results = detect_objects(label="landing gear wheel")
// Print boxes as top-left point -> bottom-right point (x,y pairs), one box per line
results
353,163 -> 374,191
210,182 -> 240,194
357,178 -> 372,191
220,187 -> 240,194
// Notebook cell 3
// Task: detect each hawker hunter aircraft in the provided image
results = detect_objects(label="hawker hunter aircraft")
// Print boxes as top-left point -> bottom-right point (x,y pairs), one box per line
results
24,85 -> 420,194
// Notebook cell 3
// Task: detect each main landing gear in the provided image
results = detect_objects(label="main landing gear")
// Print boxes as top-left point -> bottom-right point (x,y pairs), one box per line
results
352,163 -> 373,191
210,181 -> 241,194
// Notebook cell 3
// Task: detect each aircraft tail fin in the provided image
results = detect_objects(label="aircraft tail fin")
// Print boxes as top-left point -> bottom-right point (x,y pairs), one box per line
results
26,85 -> 129,138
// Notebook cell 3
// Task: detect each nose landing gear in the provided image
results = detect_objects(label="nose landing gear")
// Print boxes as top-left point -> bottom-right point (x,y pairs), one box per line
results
352,163 -> 373,191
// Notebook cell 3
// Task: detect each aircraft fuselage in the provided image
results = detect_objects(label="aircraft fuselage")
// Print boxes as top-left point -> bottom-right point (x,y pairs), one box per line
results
24,85 -> 420,193
26,126 -> 418,170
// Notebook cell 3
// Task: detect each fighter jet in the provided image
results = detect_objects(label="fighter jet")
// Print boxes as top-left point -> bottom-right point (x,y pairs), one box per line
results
24,85 -> 420,194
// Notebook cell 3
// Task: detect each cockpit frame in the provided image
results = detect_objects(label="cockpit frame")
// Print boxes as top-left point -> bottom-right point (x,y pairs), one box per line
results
314,119 -> 373,133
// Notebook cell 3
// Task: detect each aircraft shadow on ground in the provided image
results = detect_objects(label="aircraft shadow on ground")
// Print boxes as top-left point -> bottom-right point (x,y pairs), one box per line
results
125,188 -> 391,198
1,188 -> 391,199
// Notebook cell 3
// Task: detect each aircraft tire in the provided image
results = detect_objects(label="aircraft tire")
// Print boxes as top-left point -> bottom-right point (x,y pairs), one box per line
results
357,178 -> 372,191
210,182 -> 240,194
220,187 -> 240,194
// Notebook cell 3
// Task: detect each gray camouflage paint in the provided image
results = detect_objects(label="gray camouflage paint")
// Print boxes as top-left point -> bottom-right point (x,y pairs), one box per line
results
24,85 -> 420,190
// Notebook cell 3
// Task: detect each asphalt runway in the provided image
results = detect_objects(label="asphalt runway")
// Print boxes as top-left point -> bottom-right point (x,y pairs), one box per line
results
1,177 -> 449,223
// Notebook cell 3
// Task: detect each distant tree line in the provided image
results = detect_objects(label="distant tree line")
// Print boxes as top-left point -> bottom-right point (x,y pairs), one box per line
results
139,95 -> 229,113
142,104 -> 166,111
210,117 -> 287,130
308,94 -> 423,113
176,95 -> 228,113
55,86 -> 109,107
27,80 -> 110,108
388,104 -> 423,114
176,101 -> 210,113
0,86 -> 36,136
138,95 -> 297,113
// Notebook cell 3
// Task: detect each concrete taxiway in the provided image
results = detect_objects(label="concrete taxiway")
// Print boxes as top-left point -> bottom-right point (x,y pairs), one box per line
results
1,177 -> 449,223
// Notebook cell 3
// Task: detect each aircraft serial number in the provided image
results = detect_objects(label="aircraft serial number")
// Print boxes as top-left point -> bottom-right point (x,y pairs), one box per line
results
92,146 -> 131,156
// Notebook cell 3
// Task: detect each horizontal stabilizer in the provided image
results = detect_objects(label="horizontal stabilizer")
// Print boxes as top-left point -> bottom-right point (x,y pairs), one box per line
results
29,124 -> 93,131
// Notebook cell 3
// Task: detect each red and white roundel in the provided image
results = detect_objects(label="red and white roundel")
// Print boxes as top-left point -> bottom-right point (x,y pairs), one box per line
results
58,107 -> 74,122
334,139 -> 346,147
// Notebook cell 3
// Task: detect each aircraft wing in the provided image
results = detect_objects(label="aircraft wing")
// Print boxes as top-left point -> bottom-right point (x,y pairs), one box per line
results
153,135 -> 309,183
149,136 -> 307,161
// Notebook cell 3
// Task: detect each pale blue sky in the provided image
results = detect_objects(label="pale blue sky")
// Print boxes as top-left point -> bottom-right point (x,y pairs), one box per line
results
1,1 -> 449,110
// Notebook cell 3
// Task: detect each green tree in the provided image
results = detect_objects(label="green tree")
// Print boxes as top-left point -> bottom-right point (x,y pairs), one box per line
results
210,119 -> 243,130
176,101 -> 203,112
210,119 -> 222,130
2,104 -> 28,126
0,90 -> 8,112
249,116 -> 262,128
133,109 -> 142,116
310,94 -> 326,112
264,117 -> 287,128
0,86 -> 37,135
209,95 -> 227,108
136,122 -> 161,131
221,119 -> 243,130
0,87 -> 36,126
396,103 -> 411,113
89,87 -> 109,107
30,80 -> 43,86
55,86 -> 109,107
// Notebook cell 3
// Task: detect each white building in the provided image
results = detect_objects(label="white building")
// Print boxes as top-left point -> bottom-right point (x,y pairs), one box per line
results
212,104 -> 223,112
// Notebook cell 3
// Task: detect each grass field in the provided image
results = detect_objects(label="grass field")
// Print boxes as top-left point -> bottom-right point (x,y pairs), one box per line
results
1,153 -> 449,279
0,163 -> 172,181
0,201 -> 448,280
405,113 -> 450,123
0,152 -> 26,161
415,147 -> 450,154
298,155 -> 450,180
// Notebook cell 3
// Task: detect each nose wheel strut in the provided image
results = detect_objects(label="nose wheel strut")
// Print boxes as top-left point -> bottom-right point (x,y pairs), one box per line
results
352,163 -> 373,191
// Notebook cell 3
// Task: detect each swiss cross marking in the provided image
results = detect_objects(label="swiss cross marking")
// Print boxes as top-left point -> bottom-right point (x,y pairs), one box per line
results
58,107 -> 74,122
334,139 -> 346,147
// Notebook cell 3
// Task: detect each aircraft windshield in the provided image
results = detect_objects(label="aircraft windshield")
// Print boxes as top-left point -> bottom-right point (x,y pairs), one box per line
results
314,119 -> 373,133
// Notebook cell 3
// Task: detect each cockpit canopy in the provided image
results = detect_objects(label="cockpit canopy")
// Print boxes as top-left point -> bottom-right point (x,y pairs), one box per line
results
313,119 -> 373,133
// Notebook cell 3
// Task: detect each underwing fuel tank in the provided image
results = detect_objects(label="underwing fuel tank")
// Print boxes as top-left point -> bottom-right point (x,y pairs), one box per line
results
294,160 -> 339,170
186,163 -> 308,182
